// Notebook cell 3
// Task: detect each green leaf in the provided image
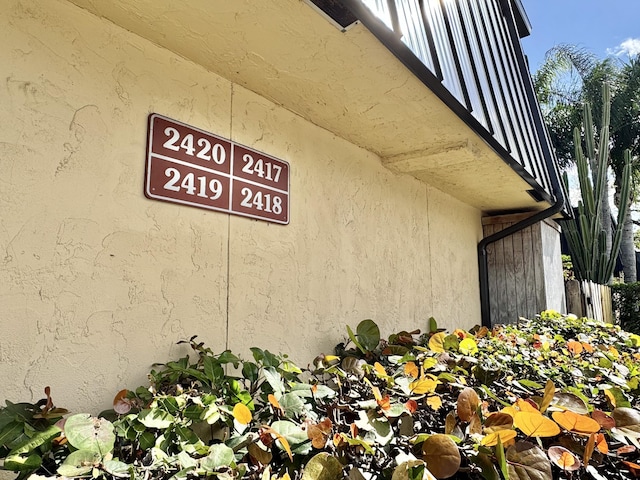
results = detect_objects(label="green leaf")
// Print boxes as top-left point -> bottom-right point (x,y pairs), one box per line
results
3,453 -> 42,472
138,409 -> 175,429
103,459 -> 131,476
301,453 -> 343,480
357,320 -> 380,352
347,325 -> 366,354
65,414 -> 115,456
203,356 -> 223,384
201,444 -> 235,471
57,449 -> 101,477
495,435 -> 508,480
270,420 -> 311,455
0,422 -> 25,448
8,425 -> 61,456
242,362 -> 259,383
279,393 -> 306,418
428,317 -> 438,334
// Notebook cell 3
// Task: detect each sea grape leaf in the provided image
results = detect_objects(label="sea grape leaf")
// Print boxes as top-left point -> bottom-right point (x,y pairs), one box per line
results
113,390 -> 131,415
551,393 -> 588,414
612,407 -> 640,438
270,420 -> 311,455
103,460 -> 131,476
64,414 -> 115,455
539,380 -> 555,414
202,444 -> 235,471
232,403 -> 252,425
513,412 -> 560,437
138,409 -> 175,429
57,449 -> 100,477
357,320 -> 381,352
484,412 -> 514,433
422,434 -> 461,479
459,338 -> 478,355
551,411 -> 600,434
429,333 -> 446,353
392,460 -> 436,480
506,441 -> 552,480
480,429 -> 517,447
300,453 -> 343,480
547,446 -> 580,471
456,388 -> 480,422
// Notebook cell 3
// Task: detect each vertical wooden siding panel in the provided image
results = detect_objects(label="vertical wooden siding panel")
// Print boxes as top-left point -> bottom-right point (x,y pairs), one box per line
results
503,225 -> 517,323
532,223 -> 545,313
512,229 -> 528,318
521,225 -> 537,316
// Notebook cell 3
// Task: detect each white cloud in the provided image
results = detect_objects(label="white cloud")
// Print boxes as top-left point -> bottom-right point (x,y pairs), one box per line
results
607,38 -> 640,57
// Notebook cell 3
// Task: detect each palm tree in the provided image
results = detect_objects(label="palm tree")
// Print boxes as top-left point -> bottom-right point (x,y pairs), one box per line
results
533,46 -> 640,282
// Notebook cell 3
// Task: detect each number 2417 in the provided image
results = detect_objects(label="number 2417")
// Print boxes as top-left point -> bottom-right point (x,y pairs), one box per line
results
242,153 -> 282,182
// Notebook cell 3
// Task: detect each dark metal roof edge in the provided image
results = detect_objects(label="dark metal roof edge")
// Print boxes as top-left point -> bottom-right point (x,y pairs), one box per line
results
340,0 -> 554,207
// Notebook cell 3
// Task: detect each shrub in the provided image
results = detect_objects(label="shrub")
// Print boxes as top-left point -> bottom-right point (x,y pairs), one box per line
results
612,282 -> 640,334
1,313 -> 640,480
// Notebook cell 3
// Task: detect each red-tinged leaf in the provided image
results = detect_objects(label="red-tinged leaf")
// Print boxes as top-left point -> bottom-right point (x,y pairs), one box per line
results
350,423 -> 358,438
113,389 -> 131,415
618,445 -> 636,455
591,410 -> 616,430
623,461 -> 640,477
405,400 -> 418,414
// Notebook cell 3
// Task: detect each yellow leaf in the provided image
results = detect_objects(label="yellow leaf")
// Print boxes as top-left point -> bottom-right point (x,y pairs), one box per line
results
513,411 -> 560,437
552,410 -> 601,434
515,398 -> 539,413
426,395 -> 442,411
374,362 -> 387,378
233,403 -> 252,425
480,429 -> 517,447
459,338 -> 478,355
421,358 -> 438,370
410,377 -> 439,394
404,362 -> 419,378
371,386 -> 382,402
604,389 -> 617,407
428,332 -> 446,353
539,380 -> 555,414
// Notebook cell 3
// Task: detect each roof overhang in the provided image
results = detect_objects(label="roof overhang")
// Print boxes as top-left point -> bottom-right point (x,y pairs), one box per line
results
67,0 -> 548,213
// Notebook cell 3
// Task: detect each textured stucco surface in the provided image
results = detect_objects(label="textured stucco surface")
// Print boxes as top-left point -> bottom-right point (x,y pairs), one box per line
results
1,0 -> 482,414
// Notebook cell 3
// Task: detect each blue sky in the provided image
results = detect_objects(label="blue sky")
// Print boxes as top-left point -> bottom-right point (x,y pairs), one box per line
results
521,0 -> 640,74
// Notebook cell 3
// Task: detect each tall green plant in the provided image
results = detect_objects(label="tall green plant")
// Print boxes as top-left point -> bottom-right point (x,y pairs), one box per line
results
561,83 -> 632,283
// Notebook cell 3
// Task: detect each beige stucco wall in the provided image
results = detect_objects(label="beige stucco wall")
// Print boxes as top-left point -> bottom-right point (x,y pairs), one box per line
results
0,0 -> 482,414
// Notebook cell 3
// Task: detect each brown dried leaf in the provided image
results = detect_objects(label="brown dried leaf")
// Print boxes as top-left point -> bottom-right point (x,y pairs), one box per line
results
457,387 -> 480,422
422,434 -> 461,479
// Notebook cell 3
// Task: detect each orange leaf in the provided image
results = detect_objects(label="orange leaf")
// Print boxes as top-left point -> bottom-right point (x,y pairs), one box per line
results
233,403 -> 252,425
113,389 -> 131,415
552,410 -> 600,434
268,394 -> 282,411
405,399 -> 418,414
548,446 -> 580,471
480,429 -> 517,447
594,433 -> 608,454
539,380 -> 555,414
618,445 -> 636,455
566,340 -> 583,355
582,342 -> 594,353
377,395 -> 391,411
513,411 -> 560,437
484,412 -> 514,433
404,362 -> 419,378
307,418 -> 332,449
409,377 -> 438,394
584,433 -> 595,466
261,425 -> 293,461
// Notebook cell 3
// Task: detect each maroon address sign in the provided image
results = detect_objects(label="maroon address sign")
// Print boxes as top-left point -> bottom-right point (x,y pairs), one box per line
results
145,114 -> 290,224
